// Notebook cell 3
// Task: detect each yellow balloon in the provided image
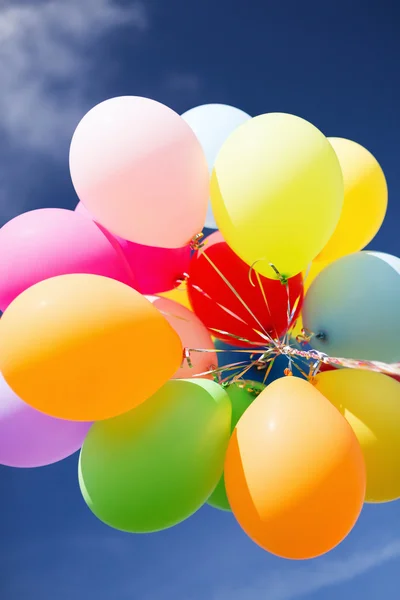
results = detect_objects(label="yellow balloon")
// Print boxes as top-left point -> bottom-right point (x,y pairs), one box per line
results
210,113 -> 344,280
160,283 -> 191,310
314,369 -> 400,503
316,138 -> 388,263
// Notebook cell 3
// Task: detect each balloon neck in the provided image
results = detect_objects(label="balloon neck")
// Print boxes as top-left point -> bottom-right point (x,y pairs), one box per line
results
248,260 -> 288,286
268,262 -> 288,285
190,233 -> 205,251
182,348 -> 193,369
315,331 -> 327,342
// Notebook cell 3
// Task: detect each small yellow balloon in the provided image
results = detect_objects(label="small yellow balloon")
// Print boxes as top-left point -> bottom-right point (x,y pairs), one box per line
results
314,369 -> 400,503
210,113 -> 344,280
316,138 -> 388,263
160,283 -> 191,310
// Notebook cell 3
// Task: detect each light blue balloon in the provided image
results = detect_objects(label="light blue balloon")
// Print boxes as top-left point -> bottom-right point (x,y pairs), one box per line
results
303,251 -> 400,363
181,104 -> 251,229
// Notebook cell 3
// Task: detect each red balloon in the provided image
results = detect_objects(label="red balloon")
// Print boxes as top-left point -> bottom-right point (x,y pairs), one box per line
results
319,363 -> 337,373
187,232 -> 303,346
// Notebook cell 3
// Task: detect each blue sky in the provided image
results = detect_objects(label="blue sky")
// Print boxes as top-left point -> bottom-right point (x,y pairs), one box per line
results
1,0 -> 400,598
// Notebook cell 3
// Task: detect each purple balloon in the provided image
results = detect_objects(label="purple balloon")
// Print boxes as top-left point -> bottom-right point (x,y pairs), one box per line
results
0,374 -> 92,468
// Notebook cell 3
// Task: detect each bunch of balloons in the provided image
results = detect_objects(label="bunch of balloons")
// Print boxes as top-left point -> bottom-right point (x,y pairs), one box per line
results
0,96 -> 399,561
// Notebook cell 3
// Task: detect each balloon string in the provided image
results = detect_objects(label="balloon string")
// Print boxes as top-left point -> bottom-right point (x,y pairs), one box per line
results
191,360 -> 254,379
254,270 -> 281,341
201,251 -> 279,348
187,347 -> 266,354
190,284 -> 252,327
158,309 -> 191,323
183,244 -> 400,382
186,344 -> 400,381
282,344 -> 400,377
249,259 -> 288,286
183,272 -> 272,344
209,328 -> 270,346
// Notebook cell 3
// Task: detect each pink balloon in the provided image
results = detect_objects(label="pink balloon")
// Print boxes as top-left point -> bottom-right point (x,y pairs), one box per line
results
69,96 -> 209,248
75,202 -> 191,294
147,296 -> 217,379
0,208 -> 132,311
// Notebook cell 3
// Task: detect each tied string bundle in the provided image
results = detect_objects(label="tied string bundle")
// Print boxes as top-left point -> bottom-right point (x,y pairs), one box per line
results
164,233 -> 400,385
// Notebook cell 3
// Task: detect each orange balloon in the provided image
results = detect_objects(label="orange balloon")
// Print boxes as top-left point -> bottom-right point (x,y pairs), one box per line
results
224,376 -> 366,559
0,274 -> 183,421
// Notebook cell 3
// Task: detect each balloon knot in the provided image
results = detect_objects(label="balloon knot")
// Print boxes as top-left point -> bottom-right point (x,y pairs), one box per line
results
182,348 -> 193,369
315,331 -> 327,341
269,263 -> 288,285
190,233 -> 205,251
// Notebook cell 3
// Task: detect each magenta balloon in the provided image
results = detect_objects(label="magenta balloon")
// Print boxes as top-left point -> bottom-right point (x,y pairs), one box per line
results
0,374 -> 91,468
0,208 -> 133,311
75,202 -> 191,294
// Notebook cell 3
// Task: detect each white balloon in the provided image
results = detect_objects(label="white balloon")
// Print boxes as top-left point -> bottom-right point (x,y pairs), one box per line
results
182,103 -> 251,229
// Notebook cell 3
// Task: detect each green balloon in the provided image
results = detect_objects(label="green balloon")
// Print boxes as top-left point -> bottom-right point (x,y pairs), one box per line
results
78,378 -> 231,533
207,381 -> 265,512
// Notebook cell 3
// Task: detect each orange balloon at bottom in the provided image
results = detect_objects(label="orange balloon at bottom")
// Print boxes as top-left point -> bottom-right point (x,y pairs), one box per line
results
224,377 -> 366,560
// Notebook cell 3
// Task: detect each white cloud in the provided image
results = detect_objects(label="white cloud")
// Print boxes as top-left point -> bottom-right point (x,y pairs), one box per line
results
0,0 -> 148,152
213,539 -> 400,600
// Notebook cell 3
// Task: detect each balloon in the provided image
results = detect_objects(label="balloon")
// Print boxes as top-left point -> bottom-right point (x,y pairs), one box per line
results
316,138 -> 388,263
0,373 -> 91,468
182,104 -> 251,229
79,379 -> 231,532
75,202 -> 191,294
303,251 -> 400,363
146,296 -> 217,379
314,369 -> 400,503
210,113 -> 344,280
224,376 -> 366,559
0,208 -> 133,312
160,283 -> 192,310
213,338 -> 309,385
207,381 -> 264,511
69,96 -> 209,248
0,274 -> 182,421
187,232 -> 303,346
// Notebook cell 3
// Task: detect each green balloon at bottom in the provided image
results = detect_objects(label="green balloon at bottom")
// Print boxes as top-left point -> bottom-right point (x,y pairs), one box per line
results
79,379 -> 231,532
207,381 -> 265,512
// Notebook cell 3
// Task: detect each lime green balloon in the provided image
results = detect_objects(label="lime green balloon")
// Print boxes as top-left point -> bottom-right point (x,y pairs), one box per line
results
210,113 -> 344,280
207,381 -> 265,512
79,379 -> 231,532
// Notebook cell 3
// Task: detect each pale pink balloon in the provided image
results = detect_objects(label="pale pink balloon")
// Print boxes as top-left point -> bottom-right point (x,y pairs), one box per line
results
69,96 -> 209,248
147,296 -> 217,379
75,202 -> 191,295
